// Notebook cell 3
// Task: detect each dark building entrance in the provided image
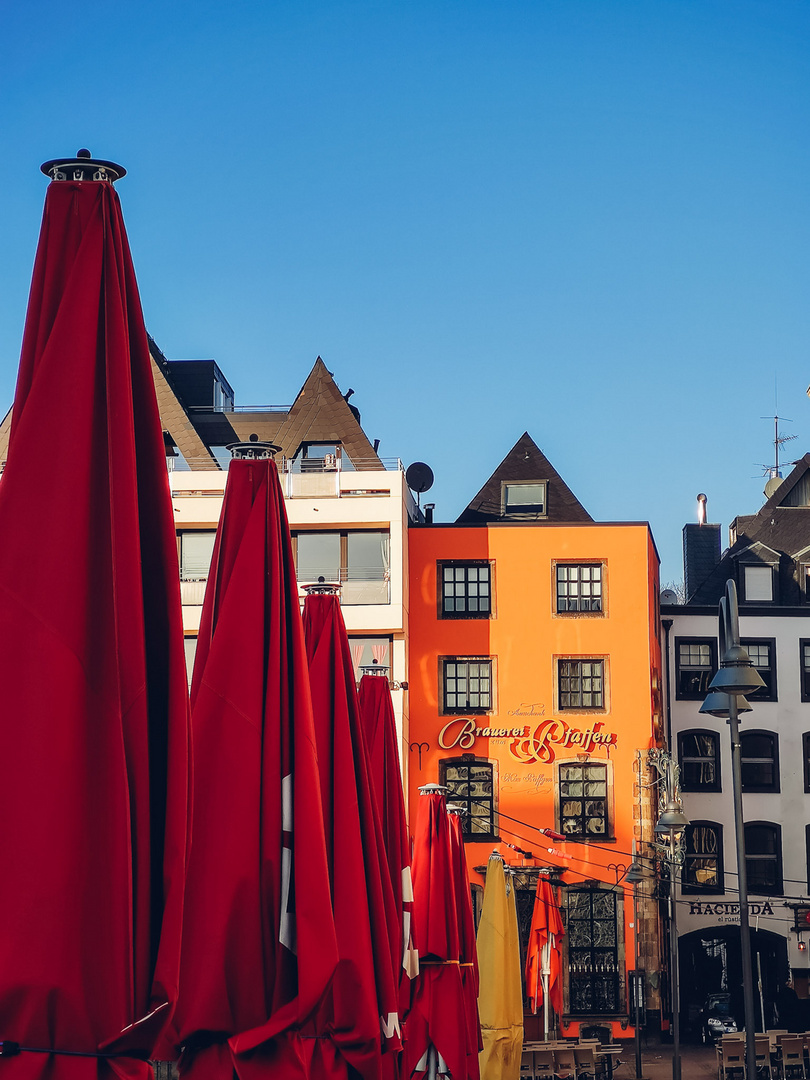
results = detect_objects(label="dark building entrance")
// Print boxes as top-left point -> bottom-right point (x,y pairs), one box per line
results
679,926 -> 788,1038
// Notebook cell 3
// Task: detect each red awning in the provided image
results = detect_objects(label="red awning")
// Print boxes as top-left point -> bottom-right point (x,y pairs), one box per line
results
173,456 -> 338,1080
0,172 -> 190,1080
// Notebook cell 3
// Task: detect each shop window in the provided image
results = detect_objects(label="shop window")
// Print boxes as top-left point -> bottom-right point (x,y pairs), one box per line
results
800,641 -> 810,701
439,756 -> 497,839
441,658 -> 493,714
556,564 -> 603,614
675,638 -> 718,700
678,730 -> 721,793
740,638 -> 777,701
744,822 -> 783,896
558,659 -> 604,710
439,562 -> 492,618
557,761 -> 611,839
566,887 -> 622,1015
740,730 -> 779,793
178,530 -> 217,581
293,530 -> 390,605
743,565 -> 774,602
682,821 -> 724,894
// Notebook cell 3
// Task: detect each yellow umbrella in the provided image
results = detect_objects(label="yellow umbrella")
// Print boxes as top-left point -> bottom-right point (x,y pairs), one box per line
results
477,854 -> 524,1080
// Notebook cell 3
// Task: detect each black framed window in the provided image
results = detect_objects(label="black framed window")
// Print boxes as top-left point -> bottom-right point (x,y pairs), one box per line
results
566,888 -> 622,1015
675,638 -> 718,700
801,641 -> 810,701
744,822 -> 783,896
804,734 -> 810,794
556,564 -> 603,613
740,730 -> 779,793
558,761 -> 611,839
678,730 -> 721,792
740,638 -> 777,701
439,562 -> 491,618
682,821 -> 724,894
558,659 -> 604,710
441,658 -> 493,713
439,756 -> 497,839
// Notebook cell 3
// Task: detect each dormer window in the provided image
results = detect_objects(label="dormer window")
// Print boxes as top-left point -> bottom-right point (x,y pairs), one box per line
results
743,565 -> 774,603
501,481 -> 547,518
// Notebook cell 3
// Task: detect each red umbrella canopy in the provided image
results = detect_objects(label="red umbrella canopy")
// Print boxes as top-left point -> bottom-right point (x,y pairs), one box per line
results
302,592 -> 401,1080
173,455 -> 338,1080
524,878 -> 566,1016
447,813 -> 482,1080
358,673 -> 418,1018
404,790 -> 467,1080
0,165 -> 190,1080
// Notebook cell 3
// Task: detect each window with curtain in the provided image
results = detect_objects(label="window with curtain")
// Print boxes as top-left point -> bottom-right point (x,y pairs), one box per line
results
678,730 -> 721,792
292,530 -> 390,604
744,822 -> 783,895
682,822 -> 724,893
740,730 -> 779,793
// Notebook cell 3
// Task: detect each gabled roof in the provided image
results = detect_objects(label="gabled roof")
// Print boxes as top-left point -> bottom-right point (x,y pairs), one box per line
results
249,358 -> 382,468
456,432 -> 592,524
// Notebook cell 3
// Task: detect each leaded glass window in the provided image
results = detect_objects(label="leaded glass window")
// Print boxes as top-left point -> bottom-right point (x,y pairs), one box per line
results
566,888 -> 622,1015
558,659 -> 604,709
558,762 -> 609,838
556,564 -> 603,613
439,757 -> 496,837
440,563 -> 491,618
442,658 -> 493,713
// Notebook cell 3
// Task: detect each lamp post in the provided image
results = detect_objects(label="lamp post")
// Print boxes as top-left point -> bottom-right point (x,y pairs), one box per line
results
700,579 -> 764,1080
624,846 -> 647,1080
649,750 -> 688,1080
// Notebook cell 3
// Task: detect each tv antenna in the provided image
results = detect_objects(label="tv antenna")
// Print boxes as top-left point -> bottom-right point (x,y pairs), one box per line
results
757,413 -> 797,481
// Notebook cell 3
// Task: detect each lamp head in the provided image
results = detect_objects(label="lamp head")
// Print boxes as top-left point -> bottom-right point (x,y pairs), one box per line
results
655,799 -> 689,833
709,644 -> 766,696
699,691 -> 753,718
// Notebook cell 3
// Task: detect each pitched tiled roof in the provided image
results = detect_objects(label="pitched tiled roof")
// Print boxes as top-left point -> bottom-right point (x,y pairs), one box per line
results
456,432 -> 592,524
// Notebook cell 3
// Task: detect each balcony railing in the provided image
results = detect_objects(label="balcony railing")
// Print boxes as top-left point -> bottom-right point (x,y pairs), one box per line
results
180,567 -> 390,607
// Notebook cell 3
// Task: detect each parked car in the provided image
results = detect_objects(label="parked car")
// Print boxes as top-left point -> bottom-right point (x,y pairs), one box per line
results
700,992 -> 739,1043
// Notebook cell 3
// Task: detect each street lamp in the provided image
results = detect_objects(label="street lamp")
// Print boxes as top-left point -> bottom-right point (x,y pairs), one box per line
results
649,750 -> 688,1080
701,579 -> 764,1080
624,844 -> 648,1080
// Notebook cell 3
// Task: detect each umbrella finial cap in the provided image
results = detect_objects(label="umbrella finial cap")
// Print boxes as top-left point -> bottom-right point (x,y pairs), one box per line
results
41,150 -> 127,182
228,440 -> 281,460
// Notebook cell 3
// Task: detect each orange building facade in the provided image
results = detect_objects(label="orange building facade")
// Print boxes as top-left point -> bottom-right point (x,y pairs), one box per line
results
406,436 -> 664,1040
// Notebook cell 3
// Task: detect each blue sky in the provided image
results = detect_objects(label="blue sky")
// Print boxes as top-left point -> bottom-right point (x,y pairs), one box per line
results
1,0 -> 808,581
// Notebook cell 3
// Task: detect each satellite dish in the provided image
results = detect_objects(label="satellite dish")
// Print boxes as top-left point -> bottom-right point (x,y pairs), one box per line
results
660,589 -> 679,605
406,462 -> 434,494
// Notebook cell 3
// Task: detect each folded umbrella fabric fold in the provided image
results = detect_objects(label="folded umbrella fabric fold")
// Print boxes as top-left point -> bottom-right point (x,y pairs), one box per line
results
174,457 -> 338,1080
0,176 -> 190,1080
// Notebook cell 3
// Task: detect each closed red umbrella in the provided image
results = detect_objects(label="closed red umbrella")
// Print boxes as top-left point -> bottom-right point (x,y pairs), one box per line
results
358,669 -> 419,1021
302,589 -> 401,1080
404,787 -> 467,1080
446,810 -> 482,1080
0,154 -> 190,1080
173,446 -> 338,1080
524,877 -> 565,1039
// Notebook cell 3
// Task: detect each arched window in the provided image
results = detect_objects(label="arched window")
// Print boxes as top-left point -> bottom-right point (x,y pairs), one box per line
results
682,821 -> 723,894
744,822 -> 783,896
678,730 -> 721,792
439,755 -> 497,840
740,730 -> 779,793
